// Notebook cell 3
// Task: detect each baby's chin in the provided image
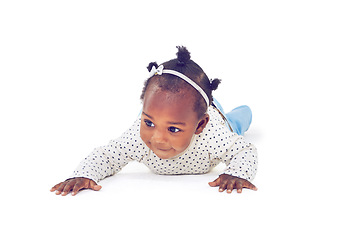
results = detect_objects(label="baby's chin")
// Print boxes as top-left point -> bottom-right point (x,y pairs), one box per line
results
151,147 -> 183,159
153,149 -> 177,159
153,147 -> 188,160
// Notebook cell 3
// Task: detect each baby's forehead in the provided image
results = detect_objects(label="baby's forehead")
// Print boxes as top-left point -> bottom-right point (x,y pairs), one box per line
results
146,84 -> 196,103
144,85 -> 196,109
143,77 -> 205,120
142,88 -> 200,123
146,79 -> 197,97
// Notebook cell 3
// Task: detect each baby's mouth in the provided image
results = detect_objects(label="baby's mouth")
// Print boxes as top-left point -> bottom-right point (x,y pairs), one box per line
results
157,148 -> 172,152
152,145 -> 175,159
150,142 -> 172,152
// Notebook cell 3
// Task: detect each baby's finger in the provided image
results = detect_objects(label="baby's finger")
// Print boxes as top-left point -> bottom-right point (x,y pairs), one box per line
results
56,182 -> 67,195
226,182 -> 234,193
71,181 -> 85,196
219,181 -> 228,192
61,180 -> 76,196
89,181 -> 102,191
242,180 -> 258,191
236,181 -> 243,193
208,177 -> 220,187
50,182 -> 62,192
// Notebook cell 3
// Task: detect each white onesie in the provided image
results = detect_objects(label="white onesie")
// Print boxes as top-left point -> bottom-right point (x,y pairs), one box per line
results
70,106 -> 258,183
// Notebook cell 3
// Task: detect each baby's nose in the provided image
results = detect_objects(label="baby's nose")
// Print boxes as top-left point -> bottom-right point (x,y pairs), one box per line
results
151,130 -> 167,144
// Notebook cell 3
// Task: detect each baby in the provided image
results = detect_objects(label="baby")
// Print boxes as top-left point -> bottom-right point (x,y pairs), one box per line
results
51,46 -> 258,196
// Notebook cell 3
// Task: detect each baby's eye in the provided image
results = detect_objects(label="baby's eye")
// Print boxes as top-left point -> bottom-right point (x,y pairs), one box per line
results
144,120 -> 155,128
168,126 -> 181,133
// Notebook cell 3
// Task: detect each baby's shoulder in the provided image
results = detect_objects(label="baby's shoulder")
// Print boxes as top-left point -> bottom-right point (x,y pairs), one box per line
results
204,106 -> 239,141
207,106 -> 227,127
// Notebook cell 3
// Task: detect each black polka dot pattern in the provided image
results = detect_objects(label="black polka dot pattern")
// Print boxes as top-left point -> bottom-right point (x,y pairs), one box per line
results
70,106 -> 258,183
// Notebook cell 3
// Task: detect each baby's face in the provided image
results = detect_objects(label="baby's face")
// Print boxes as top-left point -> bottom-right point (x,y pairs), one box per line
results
140,86 -> 209,159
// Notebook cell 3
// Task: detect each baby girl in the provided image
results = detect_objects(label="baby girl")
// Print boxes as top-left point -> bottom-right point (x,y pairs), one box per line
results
51,46 -> 258,196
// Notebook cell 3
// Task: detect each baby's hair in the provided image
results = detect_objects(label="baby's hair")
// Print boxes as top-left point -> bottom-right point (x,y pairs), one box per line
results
141,46 -> 221,118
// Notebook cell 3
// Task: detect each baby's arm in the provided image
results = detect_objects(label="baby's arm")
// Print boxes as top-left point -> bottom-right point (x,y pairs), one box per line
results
50,142 -> 128,196
50,142 -> 130,196
209,135 -> 258,193
223,140 -> 258,181
50,118 -> 146,196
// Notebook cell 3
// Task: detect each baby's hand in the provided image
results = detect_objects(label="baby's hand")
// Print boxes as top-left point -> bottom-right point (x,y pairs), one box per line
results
208,174 -> 257,193
50,177 -> 102,196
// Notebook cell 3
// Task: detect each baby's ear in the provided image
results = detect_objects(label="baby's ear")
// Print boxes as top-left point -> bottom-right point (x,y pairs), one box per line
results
195,114 -> 210,134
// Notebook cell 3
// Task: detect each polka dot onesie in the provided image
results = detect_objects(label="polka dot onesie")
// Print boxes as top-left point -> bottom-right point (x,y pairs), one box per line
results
70,106 -> 258,183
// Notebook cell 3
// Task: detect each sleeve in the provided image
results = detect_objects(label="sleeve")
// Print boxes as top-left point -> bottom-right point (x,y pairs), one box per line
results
69,117 -> 148,183
206,118 -> 258,181
221,135 -> 258,181
205,107 -> 258,181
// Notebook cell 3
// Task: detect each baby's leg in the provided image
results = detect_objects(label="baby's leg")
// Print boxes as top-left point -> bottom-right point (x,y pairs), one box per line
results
212,98 -> 252,136
225,105 -> 252,136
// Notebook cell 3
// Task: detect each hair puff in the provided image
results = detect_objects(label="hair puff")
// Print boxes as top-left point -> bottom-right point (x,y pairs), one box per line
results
210,78 -> 221,91
147,62 -> 158,72
176,46 -> 191,66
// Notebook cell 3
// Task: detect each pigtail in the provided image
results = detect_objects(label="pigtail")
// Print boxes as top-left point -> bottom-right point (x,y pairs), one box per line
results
176,46 -> 191,66
147,62 -> 158,72
210,78 -> 221,91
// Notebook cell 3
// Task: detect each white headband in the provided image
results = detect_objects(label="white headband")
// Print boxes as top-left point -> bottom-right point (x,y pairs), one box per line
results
149,65 -> 209,107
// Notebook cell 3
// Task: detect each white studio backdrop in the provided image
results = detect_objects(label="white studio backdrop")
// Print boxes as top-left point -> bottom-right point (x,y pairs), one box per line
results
0,1 -> 341,239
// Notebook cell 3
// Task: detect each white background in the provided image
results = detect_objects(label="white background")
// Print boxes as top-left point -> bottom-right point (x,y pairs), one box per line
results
1,0 -> 341,239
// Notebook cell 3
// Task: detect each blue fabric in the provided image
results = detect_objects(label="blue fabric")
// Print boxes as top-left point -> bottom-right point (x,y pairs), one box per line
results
212,98 -> 252,136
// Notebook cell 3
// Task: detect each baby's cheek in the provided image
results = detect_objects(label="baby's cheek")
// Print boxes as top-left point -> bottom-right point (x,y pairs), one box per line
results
140,128 -> 150,146
172,136 -> 193,153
